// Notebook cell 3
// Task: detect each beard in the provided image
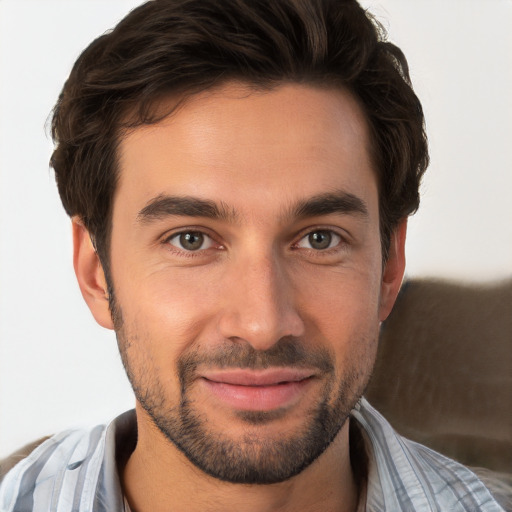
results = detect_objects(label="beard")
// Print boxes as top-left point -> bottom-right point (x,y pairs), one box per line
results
111,295 -> 371,485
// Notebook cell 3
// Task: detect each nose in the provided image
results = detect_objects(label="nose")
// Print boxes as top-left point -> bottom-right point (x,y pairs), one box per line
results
218,252 -> 305,351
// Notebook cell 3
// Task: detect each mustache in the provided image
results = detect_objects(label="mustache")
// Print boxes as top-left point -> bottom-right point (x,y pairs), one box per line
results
178,337 -> 334,388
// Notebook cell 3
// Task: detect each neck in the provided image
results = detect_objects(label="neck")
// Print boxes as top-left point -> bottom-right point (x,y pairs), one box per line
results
122,408 -> 359,512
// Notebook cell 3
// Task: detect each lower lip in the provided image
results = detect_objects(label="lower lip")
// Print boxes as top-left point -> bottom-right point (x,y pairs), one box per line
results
200,378 -> 313,411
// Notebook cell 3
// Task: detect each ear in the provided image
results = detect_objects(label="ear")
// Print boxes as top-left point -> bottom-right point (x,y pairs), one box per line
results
379,218 -> 407,322
72,217 -> 114,330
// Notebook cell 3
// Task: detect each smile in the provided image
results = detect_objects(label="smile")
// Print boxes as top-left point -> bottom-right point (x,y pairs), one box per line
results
199,368 -> 316,411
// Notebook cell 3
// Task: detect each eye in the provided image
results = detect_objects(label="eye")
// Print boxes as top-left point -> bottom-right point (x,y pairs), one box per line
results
297,230 -> 342,250
167,231 -> 215,251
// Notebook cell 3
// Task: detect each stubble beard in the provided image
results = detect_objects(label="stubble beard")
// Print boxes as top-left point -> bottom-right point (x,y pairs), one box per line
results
111,296 -> 370,485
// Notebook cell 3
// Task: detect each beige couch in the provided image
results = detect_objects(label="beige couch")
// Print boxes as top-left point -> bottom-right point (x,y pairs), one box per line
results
367,277 -> 512,474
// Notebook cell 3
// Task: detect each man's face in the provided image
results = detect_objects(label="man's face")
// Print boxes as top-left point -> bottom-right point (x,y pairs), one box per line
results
104,83 -> 399,483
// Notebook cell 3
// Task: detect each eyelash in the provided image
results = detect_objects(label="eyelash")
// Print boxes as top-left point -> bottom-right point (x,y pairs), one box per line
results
161,227 -> 348,257
291,227 -> 348,255
161,228 -> 223,258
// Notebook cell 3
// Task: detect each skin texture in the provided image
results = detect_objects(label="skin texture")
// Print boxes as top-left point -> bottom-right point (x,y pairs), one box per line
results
73,82 -> 406,512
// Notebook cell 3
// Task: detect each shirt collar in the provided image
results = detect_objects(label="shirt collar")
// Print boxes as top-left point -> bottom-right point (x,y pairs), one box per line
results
93,410 -> 137,512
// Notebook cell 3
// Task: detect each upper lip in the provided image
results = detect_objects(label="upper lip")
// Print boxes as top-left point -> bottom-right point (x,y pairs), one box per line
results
200,368 -> 316,386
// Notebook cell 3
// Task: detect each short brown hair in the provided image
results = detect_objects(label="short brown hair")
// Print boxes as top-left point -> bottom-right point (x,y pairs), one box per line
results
51,0 -> 428,277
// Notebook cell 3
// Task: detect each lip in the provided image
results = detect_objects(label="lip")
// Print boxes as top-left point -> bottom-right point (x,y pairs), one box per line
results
199,368 -> 317,411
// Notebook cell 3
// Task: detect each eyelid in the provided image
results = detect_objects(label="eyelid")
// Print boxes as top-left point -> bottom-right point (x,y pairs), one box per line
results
168,231 -> 214,251
292,226 -> 350,248
296,230 -> 342,250
160,226 -> 224,253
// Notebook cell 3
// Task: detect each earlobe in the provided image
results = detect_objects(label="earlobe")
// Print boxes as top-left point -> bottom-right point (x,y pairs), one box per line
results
379,218 -> 407,322
72,217 -> 114,330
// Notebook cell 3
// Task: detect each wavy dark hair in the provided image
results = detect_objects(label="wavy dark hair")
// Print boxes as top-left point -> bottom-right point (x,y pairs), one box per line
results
51,0 -> 428,280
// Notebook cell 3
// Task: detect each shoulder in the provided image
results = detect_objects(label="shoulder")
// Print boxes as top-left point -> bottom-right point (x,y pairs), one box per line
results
0,436 -> 50,483
352,398 -> 509,511
0,425 -> 107,511
467,467 -> 512,512
403,439 -> 510,511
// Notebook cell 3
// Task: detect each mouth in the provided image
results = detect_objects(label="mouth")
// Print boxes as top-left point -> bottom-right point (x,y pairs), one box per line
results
198,368 -> 317,411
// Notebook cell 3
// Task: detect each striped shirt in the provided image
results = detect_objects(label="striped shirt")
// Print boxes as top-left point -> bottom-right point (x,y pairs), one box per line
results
0,398 -> 505,511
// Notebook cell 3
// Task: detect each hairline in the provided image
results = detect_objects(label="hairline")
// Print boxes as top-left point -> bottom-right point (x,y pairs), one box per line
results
96,78 -> 391,282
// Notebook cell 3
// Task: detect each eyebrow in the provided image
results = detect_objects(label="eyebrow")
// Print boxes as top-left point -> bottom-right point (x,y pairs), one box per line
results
291,191 -> 369,220
137,195 -> 237,223
137,190 -> 368,224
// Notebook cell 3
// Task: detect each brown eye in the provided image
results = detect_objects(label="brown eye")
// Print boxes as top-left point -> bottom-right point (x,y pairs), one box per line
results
297,230 -> 341,250
168,231 -> 212,251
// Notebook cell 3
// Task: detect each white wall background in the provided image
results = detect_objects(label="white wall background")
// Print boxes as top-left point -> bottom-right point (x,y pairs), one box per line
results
0,0 -> 511,457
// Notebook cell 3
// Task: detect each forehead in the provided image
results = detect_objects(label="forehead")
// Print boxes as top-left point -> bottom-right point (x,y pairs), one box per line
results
115,82 -> 377,221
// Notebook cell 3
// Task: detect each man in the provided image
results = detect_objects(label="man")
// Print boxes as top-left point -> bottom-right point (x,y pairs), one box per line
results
0,0 -> 507,510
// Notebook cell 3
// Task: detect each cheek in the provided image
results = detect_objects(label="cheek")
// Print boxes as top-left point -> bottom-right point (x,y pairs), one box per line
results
313,285 -> 380,398
298,263 -> 382,329
116,266 -> 222,354
317,299 -> 380,371
296,266 -> 381,368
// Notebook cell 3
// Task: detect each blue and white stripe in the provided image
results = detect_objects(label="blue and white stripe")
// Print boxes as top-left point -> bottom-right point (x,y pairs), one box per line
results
0,402 -> 506,511
352,399 -> 506,511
